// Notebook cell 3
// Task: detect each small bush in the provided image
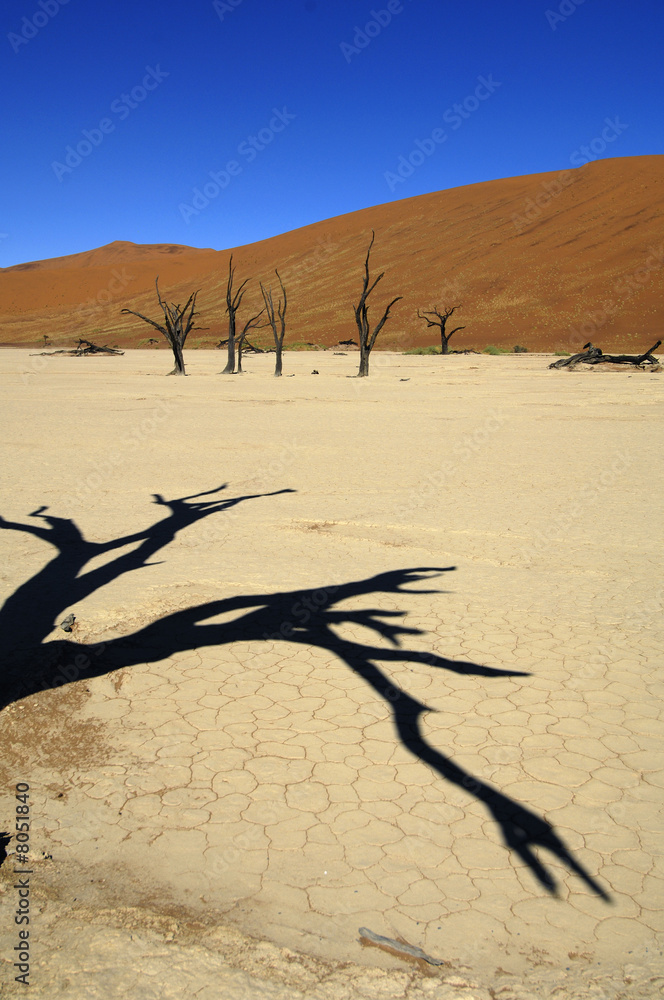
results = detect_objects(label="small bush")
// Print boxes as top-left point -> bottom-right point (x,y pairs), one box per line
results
513,345 -> 528,353
554,350 -> 571,356
483,345 -> 511,355
404,345 -> 440,355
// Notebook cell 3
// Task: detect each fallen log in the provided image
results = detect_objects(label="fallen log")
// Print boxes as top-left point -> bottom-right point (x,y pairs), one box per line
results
549,341 -> 661,370
74,339 -> 124,355
549,344 -> 603,369
584,340 -> 662,366
31,339 -> 124,357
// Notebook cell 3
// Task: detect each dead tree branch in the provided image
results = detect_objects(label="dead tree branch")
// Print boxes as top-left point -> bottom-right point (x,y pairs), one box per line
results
236,308 -> 265,374
549,340 -> 662,370
417,305 -> 465,355
261,270 -> 288,376
121,277 -> 198,375
31,339 -> 124,357
353,231 -> 402,377
221,254 -> 251,374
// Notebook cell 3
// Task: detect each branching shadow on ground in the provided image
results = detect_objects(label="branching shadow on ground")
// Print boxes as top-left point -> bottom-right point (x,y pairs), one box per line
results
0,832 -> 10,868
0,488 -> 609,899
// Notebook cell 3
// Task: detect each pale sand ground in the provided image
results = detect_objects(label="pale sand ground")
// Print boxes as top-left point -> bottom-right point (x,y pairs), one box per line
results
0,348 -> 663,999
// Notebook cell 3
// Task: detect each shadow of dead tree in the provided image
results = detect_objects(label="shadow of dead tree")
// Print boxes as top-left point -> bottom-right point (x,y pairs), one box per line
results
0,489 -> 609,899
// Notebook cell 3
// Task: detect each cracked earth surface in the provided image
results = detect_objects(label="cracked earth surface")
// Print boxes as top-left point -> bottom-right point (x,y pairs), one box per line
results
0,350 -> 662,998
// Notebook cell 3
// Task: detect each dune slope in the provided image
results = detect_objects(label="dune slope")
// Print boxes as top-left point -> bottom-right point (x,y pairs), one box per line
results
1,156 -> 662,353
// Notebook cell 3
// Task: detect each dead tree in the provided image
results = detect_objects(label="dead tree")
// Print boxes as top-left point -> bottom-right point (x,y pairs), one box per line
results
353,231 -> 402,377
417,305 -> 465,355
235,308 -> 265,374
30,339 -> 124,357
261,270 -> 288,376
74,339 -> 124,356
121,277 -> 198,375
221,254 -> 257,374
549,340 -> 662,370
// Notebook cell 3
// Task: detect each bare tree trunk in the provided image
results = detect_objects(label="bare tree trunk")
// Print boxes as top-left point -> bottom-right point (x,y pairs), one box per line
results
353,231 -> 401,377
222,317 -> 236,374
417,306 -> 464,355
168,339 -> 186,375
121,277 -> 198,376
260,270 -> 288,377
235,308 -> 265,374
236,329 -> 243,373
221,255 -> 251,375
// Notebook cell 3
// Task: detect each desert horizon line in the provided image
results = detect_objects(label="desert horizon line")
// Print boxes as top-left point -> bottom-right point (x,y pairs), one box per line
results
2,153 -> 659,271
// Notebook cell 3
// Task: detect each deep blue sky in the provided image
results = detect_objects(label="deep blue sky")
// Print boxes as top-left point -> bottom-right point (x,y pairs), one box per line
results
1,0 -> 662,267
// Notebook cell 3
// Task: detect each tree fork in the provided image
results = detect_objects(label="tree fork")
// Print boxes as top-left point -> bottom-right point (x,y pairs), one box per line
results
121,277 -> 198,375
221,254 -> 250,375
353,231 -> 401,377
261,270 -> 288,376
417,305 -> 465,355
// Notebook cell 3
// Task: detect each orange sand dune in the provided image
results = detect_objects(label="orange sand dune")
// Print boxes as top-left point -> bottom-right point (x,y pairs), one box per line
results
1,156 -> 662,353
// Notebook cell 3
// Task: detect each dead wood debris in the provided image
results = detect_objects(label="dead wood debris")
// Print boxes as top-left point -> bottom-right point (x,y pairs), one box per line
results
549,340 -> 661,371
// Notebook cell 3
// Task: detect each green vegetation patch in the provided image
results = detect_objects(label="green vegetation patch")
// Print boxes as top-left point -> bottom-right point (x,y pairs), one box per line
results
403,345 -> 441,355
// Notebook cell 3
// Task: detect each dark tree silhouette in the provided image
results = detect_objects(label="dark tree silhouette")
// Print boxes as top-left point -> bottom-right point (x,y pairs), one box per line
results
221,255 -> 262,375
0,485 -> 293,677
549,339 -> 662,370
353,231 -> 402,377
417,305 -> 465,355
261,270 -> 288,376
121,277 -> 199,375
0,497 -> 610,900
235,309 -> 265,374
